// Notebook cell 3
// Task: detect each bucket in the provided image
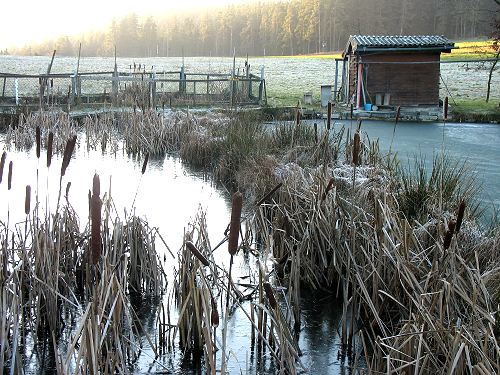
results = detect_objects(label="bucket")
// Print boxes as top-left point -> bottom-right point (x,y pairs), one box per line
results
364,103 -> 372,111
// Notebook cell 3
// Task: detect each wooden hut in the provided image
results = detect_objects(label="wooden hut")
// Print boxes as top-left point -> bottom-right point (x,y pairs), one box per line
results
341,35 -> 455,108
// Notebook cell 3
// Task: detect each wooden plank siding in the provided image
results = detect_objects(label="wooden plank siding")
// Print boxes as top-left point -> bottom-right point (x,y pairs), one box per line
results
347,52 -> 441,106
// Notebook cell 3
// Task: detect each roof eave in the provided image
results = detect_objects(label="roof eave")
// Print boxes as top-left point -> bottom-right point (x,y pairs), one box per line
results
354,46 -> 456,53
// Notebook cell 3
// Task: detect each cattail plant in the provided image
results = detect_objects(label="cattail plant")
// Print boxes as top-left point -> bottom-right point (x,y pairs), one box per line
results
352,132 -> 360,166
186,241 -> 209,266
228,192 -> 243,256
255,183 -> 282,206
7,161 -> 13,190
389,106 -> 401,154
443,219 -> 456,250
61,135 -> 77,176
25,185 -> 31,215
263,282 -> 277,309
141,152 -> 149,175
0,151 -> 6,184
455,200 -> 466,233
35,126 -> 41,158
47,132 -> 53,168
322,178 -> 335,201
90,174 -> 102,265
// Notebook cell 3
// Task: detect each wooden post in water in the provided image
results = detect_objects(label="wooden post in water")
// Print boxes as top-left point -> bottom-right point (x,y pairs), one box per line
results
1,77 -> 6,98
341,59 -> 347,103
230,50 -> 236,107
334,59 -> 339,102
193,80 -> 196,106
112,48 -> 119,106
40,50 -> 56,109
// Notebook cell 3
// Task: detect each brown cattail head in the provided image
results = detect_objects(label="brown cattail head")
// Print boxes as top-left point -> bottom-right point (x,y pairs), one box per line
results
47,131 -> 54,168
443,219 -> 456,250
322,178 -> 335,200
352,132 -> 361,166
92,173 -> 100,197
211,297 -> 219,328
65,181 -> 71,200
455,200 -> 466,233
263,282 -> 277,309
141,153 -> 149,175
314,122 -> 318,143
90,194 -> 102,265
255,182 -> 282,206
228,191 -> 243,256
25,185 -> 31,215
7,161 -> 13,190
35,126 -> 41,159
185,241 -> 209,266
444,97 -> 449,120
61,135 -> 77,176
395,106 -> 401,124
0,151 -> 6,184
327,102 -> 332,130
350,103 -> 354,119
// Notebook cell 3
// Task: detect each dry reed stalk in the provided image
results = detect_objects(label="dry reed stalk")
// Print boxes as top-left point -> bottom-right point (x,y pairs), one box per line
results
295,108 -> 301,127
185,241 -> 209,266
455,200 -> 466,233
228,192 -> 243,256
25,185 -> 31,215
36,126 -> 41,158
7,161 -> 12,190
0,151 -> 6,184
47,132 -> 53,168
395,106 -> 401,124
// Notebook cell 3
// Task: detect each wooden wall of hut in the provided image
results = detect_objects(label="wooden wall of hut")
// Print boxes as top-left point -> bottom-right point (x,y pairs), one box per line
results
348,52 -> 441,107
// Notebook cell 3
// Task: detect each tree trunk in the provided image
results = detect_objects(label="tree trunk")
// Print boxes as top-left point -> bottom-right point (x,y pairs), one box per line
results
486,50 -> 499,103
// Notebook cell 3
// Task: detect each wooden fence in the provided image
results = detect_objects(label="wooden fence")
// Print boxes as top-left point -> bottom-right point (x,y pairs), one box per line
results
0,69 -> 267,111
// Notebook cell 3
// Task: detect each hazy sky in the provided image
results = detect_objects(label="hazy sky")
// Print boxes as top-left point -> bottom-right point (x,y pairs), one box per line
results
0,0 -> 261,49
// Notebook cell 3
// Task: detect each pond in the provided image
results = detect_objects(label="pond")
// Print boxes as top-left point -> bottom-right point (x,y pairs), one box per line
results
0,132 -> 351,374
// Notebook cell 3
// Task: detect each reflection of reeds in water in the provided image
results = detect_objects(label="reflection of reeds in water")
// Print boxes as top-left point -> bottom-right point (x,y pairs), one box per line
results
0,135 -> 167,374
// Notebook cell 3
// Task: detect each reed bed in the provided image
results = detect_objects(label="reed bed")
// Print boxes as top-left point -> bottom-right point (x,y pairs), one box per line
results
2,109 -> 499,374
250,130 -> 500,373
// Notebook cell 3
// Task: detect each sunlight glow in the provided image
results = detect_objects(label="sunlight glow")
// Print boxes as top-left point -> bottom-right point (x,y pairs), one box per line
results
0,0 -> 259,49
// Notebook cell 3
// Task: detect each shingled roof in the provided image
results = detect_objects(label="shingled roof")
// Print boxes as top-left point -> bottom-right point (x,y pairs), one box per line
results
343,35 -> 455,56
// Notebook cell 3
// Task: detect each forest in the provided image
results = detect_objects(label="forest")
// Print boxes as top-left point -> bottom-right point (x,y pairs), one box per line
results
5,0 -> 498,57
